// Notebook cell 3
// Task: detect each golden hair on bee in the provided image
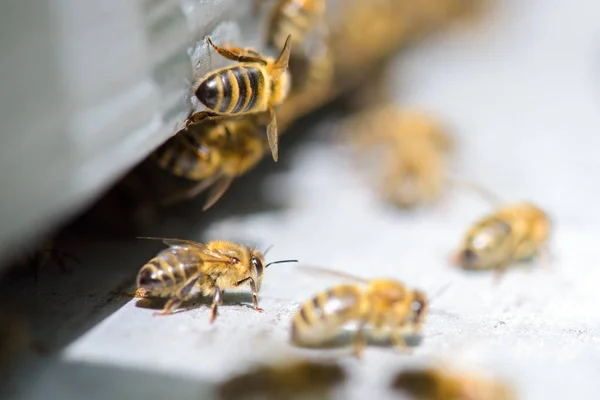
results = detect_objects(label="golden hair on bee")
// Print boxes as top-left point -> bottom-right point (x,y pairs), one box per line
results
344,106 -> 453,209
268,0 -> 326,50
188,34 -> 293,162
452,202 -> 551,278
290,266 -> 428,358
154,116 -> 268,210
392,366 -> 515,400
135,237 -> 297,322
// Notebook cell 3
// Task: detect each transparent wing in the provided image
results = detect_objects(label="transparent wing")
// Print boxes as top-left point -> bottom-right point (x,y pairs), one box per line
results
137,237 -> 232,263
296,265 -> 369,284
202,175 -> 234,211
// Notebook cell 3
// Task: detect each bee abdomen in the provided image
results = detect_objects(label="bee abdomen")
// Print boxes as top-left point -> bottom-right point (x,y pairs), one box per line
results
195,67 -> 263,114
136,247 -> 202,293
154,134 -> 214,180
291,285 -> 362,346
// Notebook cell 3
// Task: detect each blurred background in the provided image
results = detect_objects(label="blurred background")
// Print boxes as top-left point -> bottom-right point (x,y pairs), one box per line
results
0,0 -> 599,399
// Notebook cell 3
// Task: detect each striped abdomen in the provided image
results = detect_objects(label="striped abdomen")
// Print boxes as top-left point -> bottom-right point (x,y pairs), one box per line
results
195,66 -> 266,115
154,131 -> 217,180
291,285 -> 364,347
136,247 -> 204,296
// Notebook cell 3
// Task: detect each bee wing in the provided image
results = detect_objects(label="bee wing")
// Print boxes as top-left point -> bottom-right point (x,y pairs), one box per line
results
136,237 -> 232,263
202,175 -> 234,211
297,265 -> 369,284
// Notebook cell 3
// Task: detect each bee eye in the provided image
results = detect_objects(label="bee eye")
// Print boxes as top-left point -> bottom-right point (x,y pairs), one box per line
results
460,249 -> 479,269
251,256 -> 264,277
411,301 -> 422,313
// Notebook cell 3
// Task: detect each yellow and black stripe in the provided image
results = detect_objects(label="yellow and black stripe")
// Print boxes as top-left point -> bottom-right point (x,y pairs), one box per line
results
136,247 -> 203,293
196,66 -> 264,114
154,131 -> 214,179
291,285 -> 362,344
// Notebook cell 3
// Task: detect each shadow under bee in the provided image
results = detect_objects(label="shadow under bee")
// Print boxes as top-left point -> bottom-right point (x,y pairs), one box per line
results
217,359 -> 346,400
294,327 -> 423,351
133,291 -> 257,313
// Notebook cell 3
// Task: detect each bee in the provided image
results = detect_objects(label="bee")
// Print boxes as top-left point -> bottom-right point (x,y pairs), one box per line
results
345,106 -> 452,209
290,267 -> 428,358
135,237 -> 297,322
267,0 -> 326,51
188,34 -> 292,162
218,359 -> 346,400
452,202 -> 551,277
392,366 -> 515,400
154,116 -> 268,210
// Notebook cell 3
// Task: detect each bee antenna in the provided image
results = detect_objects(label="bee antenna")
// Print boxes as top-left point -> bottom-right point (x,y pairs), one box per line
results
265,259 -> 299,268
263,245 -> 274,256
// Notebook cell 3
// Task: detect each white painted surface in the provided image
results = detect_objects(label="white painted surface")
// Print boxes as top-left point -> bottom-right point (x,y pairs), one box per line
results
4,1 -> 600,399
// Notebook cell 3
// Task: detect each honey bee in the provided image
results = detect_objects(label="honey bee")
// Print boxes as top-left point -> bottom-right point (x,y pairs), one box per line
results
154,116 -> 267,210
290,267 -> 428,358
452,202 -> 551,277
188,34 -> 293,162
135,237 -> 297,322
218,359 -> 346,400
345,106 -> 452,209
267,0 -> 326,51
392,366 -> 515,400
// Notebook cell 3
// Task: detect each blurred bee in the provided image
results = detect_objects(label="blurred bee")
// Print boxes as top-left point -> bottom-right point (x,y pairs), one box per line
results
267,0 -> 326,51
452,202 -> 551,277
135,237 -> 297,322
392,366 -> 515,400
290,267 -> 428,358
345,106 -> 453,209
188,34 -> 293,162
218,359 -> 346,400
154,116 -> 267,210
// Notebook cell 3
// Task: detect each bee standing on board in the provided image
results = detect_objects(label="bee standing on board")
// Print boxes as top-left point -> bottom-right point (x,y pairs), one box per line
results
218,359 -> 346,400
135,237 -> 297,322
290,267 -> 428,358
154,116 -> 267,210
187,34 -> 293,162
452,202 -> 551,277
345,106 -> 452,209
392,366 -> 515,400
267,0 -> 326,50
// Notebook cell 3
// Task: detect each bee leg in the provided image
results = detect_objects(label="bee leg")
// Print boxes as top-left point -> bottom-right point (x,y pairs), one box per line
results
248,278 -> 264,313
535,245 -> 554,271
391,333 -> 413,355
204,36 -> 268,65
160,174 -> 221,207
122,287 -> 148,298
185,111 -> 220,129
266,107 -> 279,162
352,324 -> 367,359
154,298 -> 182,316
492,262 -> 511,284
153,273 -> 203,316
209,287 -> 223,323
